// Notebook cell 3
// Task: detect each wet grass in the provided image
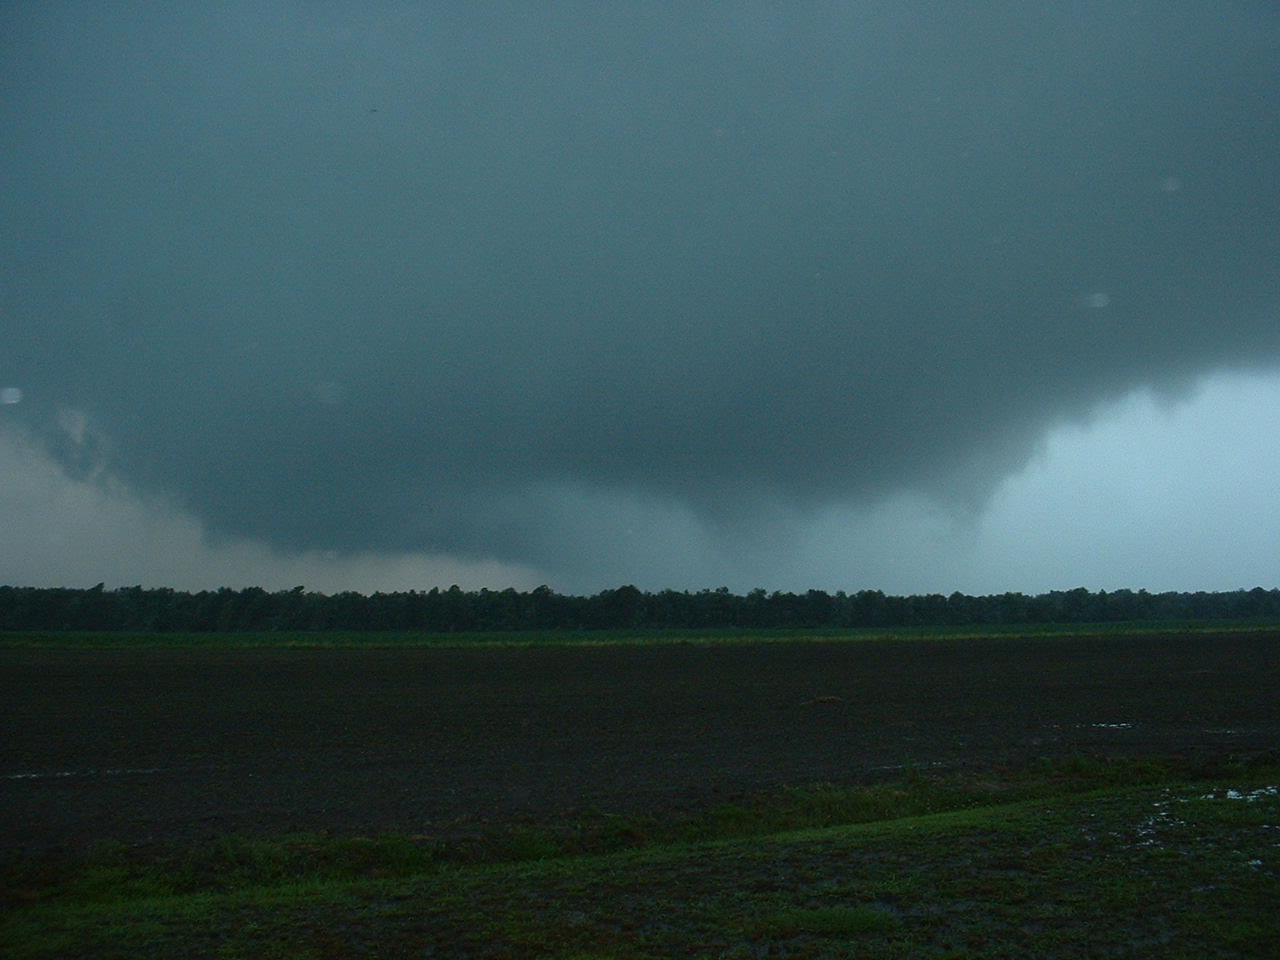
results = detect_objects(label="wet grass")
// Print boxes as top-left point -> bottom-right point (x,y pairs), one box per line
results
4,754 -> 1278,958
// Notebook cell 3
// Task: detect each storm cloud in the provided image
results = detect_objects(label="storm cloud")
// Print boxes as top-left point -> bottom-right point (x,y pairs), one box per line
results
3,3 -> 1279,589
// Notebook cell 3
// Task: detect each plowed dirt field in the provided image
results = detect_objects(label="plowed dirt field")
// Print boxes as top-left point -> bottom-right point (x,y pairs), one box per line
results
3,631 -> 1277,853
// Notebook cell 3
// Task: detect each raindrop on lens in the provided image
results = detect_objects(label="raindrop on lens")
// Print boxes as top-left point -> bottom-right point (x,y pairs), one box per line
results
0,387 -> 22,404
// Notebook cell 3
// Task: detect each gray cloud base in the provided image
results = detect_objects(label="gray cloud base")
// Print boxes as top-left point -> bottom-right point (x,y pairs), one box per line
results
4,3 -> 1279,581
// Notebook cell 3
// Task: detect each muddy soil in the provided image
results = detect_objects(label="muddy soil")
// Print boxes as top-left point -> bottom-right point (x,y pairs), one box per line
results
2,632 -> 1276,853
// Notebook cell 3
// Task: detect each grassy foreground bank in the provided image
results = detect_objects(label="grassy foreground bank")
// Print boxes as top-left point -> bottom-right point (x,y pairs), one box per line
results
4,755 -> 1278,958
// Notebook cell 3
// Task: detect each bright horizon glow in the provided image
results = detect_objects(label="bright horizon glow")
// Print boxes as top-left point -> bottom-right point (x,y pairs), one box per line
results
971,369 -> 1280,595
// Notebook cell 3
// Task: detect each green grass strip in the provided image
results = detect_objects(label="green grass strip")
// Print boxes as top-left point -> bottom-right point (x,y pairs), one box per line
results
4,758 -> 1278,958
3,618 -> 1279,649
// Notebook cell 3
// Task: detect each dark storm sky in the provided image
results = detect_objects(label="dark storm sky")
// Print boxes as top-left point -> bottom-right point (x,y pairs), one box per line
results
3,3 -> 1279,592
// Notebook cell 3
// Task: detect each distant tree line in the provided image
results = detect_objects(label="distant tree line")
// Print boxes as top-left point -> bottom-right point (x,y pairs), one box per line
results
1,583 -> 1279,633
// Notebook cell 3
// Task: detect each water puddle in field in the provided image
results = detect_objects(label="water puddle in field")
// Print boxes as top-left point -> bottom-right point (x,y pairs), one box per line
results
1050,722 -> 1140,733
1121,785 -> 1280,855
1198,785 -> 1279,802
4,766 -> 172,781
1135,796 -> 1187,845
